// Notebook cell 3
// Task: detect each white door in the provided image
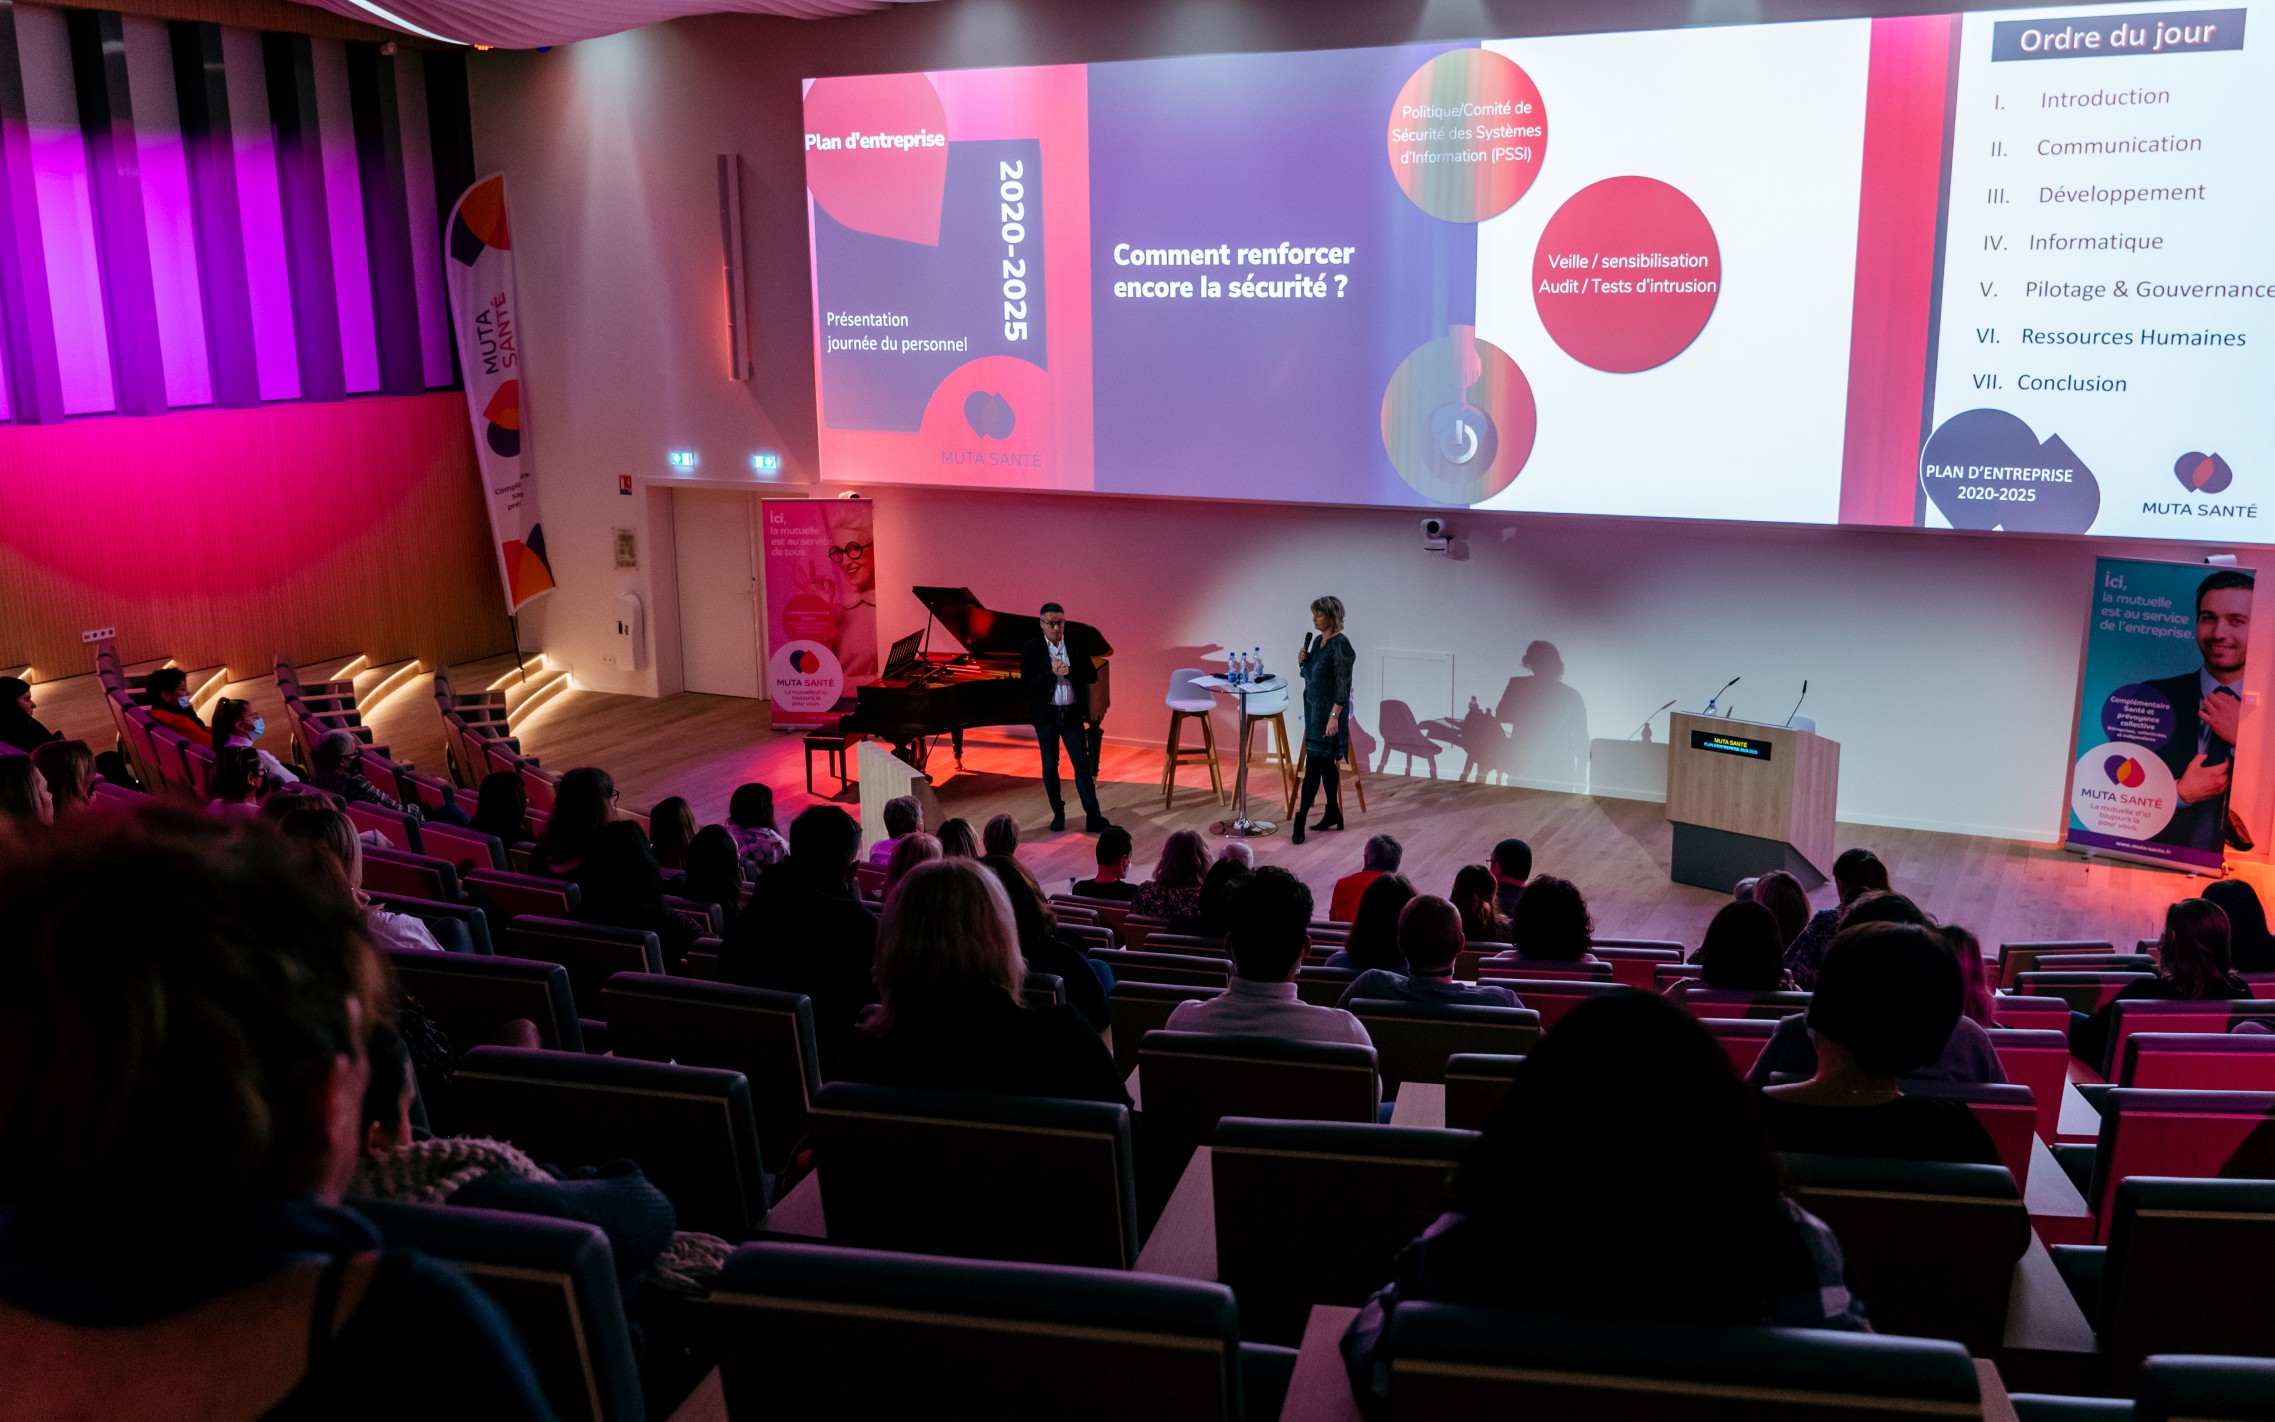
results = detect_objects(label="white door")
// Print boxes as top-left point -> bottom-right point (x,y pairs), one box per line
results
673,489 -> 763,698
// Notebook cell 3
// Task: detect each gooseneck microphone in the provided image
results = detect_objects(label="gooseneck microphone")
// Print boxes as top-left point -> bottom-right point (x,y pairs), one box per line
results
1784,680 -> 1810,728
1631,699 -> 1677,741
1702,676 -> 1739,717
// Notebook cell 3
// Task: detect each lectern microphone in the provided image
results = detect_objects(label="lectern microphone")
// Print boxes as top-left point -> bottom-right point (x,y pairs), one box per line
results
1702,676 -> 1739,717
1784,680 -> 1810,728
1631,699 -> 1677,741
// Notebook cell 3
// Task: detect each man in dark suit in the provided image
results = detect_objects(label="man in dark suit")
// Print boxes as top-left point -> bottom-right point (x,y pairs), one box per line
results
1022,602 -> 1111,833
718,805 -> 878,1069
2143,569 -> 2254,854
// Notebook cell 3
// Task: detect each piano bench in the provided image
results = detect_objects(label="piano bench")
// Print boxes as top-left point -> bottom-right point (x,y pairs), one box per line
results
804,733 -> 851,797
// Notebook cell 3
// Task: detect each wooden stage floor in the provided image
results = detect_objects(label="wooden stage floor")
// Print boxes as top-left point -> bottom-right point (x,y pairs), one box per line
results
33,655 -> 2270,954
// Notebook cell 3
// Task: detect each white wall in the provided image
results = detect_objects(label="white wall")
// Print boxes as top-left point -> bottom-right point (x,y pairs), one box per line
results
466,0 -> 2272,845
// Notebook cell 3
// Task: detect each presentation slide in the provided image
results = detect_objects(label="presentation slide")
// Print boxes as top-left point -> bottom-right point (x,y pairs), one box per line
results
802,2 -> 2270,540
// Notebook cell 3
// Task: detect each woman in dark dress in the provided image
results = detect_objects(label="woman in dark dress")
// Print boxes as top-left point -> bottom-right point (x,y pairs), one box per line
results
1294,595 -> 1356,845
2070,897 -> 2252,1069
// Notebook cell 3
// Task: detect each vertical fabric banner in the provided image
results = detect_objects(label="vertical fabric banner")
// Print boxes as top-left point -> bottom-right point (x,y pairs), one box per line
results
444,174 -> 556,613
762,498 -> 878,728
2067,557 -> 2256,871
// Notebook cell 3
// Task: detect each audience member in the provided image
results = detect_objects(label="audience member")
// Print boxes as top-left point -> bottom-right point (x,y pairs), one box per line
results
1166,868 -> 1371,1047
981,854 -> 1112,1031
648,795 -> 697,871
0,676 -> 59,753
719,805 -> 878,1068
1071,824 -> 1138,900
682,824 -> 746,934
725,782 -> 788,871
1339,895 -> 1518,1010
576,820 -> 699,969
2072,897 -> 2251,1067
469,770 -> 530,846
1667,901 -> 1789,1003
308,729 -> 418,820
1330,834 -> 1403,922
142,667 -> 207,740
1342,992 -> 1866,1413
1785,848 -> 1889,988
1489,837 -> 1531,920
2203,879 -> 2274,974
1449,863 -> 1509,944
280,806 -> 443,954
530,765 -> 616,875
1758,924 -> 2002,1164
935,817 -> 980,859
882,831 -> 943,899
1169,858 -> 1250,940
838,860 -> 1127,1103
1733,876 -> 1759,902
258,785 -> 334,822
0,811 -> 552,1418
1752,869 -> 1812,949
1499,874 -> 1595,962
29,741 -> 94,823
1132,828 -> 1211,918
0,757 -> 53,829
1941,924 -> 1997,1025
1326,873 -> 1415,972
1218,841 -> 1257,870
982,813 -> 1021,858
207,745 -> 270,816
867,794 -> 923,868
210,697 -> 299,784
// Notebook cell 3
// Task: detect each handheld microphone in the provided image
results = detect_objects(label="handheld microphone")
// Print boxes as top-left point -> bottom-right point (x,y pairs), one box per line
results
1631,698 -> 1677,741
1301,632 -> 1318,661
1784,680 -> 1810,728
1702,676 -> 1739,716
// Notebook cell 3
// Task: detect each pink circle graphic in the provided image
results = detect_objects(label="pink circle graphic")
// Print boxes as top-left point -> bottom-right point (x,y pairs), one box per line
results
1533,176 -> 1720,373
1380,328 -> 1537,506
1387,49 -> 1547,223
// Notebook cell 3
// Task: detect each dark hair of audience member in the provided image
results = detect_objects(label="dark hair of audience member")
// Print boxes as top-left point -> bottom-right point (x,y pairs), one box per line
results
1450,992 -> 1804,1322
727,781 -> 776,833
682,825 -> 746,929
470,770 -> 529,844
883,832 -> 944,899
789,804 -> 863,879
1190,859 -> 1251,938
577,820 -> 689,960
1227,867 -> 1314,982
359,1020 -> 416,1152
1398,895 -> 1465,976
982,812 -> 1021,858
210,745 -> 266,805
1449,864 -> 1507,944
535,766 -> 616,867
981,853 -> 1062,949
1939,924 -> 1997,1025
882,795 -> 921,839
1151,827 -> 1212,889
1510,874 -> 1592,960
1342,872 -> 1416,972
2201,880 -> 2273,974
2157,898 -> 2235,998
258,785 -> 331,823
143,667 -> 189,705
31,740 -> 95,820
0,757 -> 51,827
1831,848 -> 1889,902
1839,889 -> 1930,931
1694,900 -> 1788,992
1491,837 -> 1532,881
1807,924 -> 1964,1075
937,817 -> 980,859
0,809 -> 382,1227
647,795 -> 697,870
208,696 -> 253,751
1362,834 -> 1403,873
1095,823 -> 1134,867
1751,869 -> 1811,946
870,859 -> 1025,1033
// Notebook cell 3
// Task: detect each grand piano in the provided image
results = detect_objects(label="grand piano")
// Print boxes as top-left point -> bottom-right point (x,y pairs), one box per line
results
838,586 -> 1113,768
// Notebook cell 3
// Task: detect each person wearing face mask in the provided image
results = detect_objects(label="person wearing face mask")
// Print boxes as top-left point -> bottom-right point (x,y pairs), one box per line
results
211,698 -> 301,785
142,668 -> 207,741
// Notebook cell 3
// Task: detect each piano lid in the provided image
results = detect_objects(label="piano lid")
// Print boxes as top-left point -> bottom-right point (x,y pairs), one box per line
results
914,586 -> 1113,660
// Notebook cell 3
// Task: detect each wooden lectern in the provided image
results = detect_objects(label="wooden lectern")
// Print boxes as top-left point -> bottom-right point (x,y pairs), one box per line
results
1665,713 -> 1839,891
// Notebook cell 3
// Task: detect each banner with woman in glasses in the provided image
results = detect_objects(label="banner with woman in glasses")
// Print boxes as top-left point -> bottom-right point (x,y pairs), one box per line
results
761,498 -> 879,727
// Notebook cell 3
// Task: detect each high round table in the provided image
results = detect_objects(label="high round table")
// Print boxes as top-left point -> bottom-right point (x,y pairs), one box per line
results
1192,673 -> 1284,839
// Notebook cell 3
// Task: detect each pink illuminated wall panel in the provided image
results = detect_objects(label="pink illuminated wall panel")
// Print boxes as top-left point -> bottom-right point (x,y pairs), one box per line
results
14,5 -> 114,416
220,25 -> 298,401
120,15 -> 213,409
392,54 -> 453,389
310,37 -> 378,395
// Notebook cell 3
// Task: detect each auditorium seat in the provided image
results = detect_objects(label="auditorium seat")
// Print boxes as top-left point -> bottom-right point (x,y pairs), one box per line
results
708,1242 -> 1267,1422
1022,971 -> 1066,1010
663,893 -> 725,937
602,974 -> 819,1177
1293,965 -> 1357,1007
1442,1053 -> 1522,1130
367,891 -> 487,953
1064,923 -> 1116,951
1996,993 -> 2075,1034
1589,943 -> 1685,990
345,800 -> 423,853
416,820 -> 508,872
1136,1032 -> 1380,1192
2034,953 -> 2158,975
1090,947 -> 1231,988
1210,1117 -> 1471,1343
2121,1033 -> 2275,1091
1899,1078 -> 2039,1186
1782,1152 -> 2029,1355
2051,1177 -> 2275,1391
1654,962 -> 1707,989
805,1082 -> 1139,1268
1474,956 -> 1615,982
1143,931 -> 1232,957
2080,1089 -> 2275,1242
351,1200 -> 642,1422
455,1046 -> 768,1238
504,917 -> 663,1010
1346,1000 -> 1539,1093
2002,941 -> 2120,989
1676,988 -> 1815,1021
2100,1000 -> 2275,1081
1377,1303 -> 1981,1418
2133,1353 -> 2275,1422
362,844 -> 464,902
389,948 -> 583,1052
1704,1016 -> 1779,1075
1988,1027 -> 2073,1141
1108,981 -> 1217,1076
466,866 -> 582,918
2017,971 -> 2156,1017
1470,977 -> 1625,1030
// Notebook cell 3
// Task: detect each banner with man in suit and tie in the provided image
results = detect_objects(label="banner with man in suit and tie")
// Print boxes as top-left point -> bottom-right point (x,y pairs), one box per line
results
2068,557 -> 2255,872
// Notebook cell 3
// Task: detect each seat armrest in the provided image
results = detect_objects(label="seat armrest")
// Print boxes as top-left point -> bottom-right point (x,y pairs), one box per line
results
2009,1396 -> 2133,1422
1239,1341 -> 1299,1422
579,1017 -> 611,1055
2074,1081 -> 2114,1113
2048,1244 -> 2106,1322
2051,1142 -> 2097,1198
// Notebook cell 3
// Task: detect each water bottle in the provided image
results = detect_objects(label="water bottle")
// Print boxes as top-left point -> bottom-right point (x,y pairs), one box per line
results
1252,647 -> 1265,683
1227,650 -> 1242,686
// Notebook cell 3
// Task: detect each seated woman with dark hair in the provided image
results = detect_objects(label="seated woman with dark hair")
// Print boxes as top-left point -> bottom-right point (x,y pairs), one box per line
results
2203,880 -> 2273,974
576,819 -> 699,970
935,817 -> 981,860
2071,897 -> 2252,1067
1130,828 -> 1211,919
1666,900 -> 1789,1004
0,810 -> 551,1418
468,770 -> 530,847
1167,857 -> 1250,940
1490,873 -> 1598,964
981,853 -> 1112,1032
1342,992 -> 1866,1415
530,765 -> 617,877
1325,873 -> 1414,972
207,745 -> 271,817
1757,924 -> 2002,1164
682,824 -> 747,936
647,795 -> 697,872
881,832 -> 943,901
725,782 -> 787,872
1449,863 -> 1508,944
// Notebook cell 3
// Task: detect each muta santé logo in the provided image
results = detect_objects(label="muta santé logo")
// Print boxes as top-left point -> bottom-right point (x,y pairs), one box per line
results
2103,755 -> 2146,788
482,380 -> 522,458
789,649 -> 821,673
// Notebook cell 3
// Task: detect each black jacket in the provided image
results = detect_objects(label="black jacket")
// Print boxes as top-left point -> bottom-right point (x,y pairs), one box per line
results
1021,635 -> 1097,726
837,982 -> 1129,1105
719,864 -> 879,1071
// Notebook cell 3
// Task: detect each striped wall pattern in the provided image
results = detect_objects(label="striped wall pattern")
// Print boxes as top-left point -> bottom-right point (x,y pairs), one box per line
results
0,1 -> 472,424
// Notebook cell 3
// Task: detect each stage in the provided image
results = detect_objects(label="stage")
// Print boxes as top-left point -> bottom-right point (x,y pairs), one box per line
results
35,656 -> 2270,955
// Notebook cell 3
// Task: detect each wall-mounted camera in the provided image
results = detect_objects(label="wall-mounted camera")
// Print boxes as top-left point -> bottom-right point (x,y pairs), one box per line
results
1420,517 -> 1451,553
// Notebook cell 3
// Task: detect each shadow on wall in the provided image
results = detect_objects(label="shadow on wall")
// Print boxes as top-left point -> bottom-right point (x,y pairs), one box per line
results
1378,640 -> 1590,793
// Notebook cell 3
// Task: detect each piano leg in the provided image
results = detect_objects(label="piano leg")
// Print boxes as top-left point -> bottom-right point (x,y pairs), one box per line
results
951,728 -> 965,767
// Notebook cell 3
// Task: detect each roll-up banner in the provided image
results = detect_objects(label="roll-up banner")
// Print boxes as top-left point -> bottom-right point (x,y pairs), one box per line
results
2067,557 -> 2256,872
445,174 -> 556,614
762,498 -> 878,727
